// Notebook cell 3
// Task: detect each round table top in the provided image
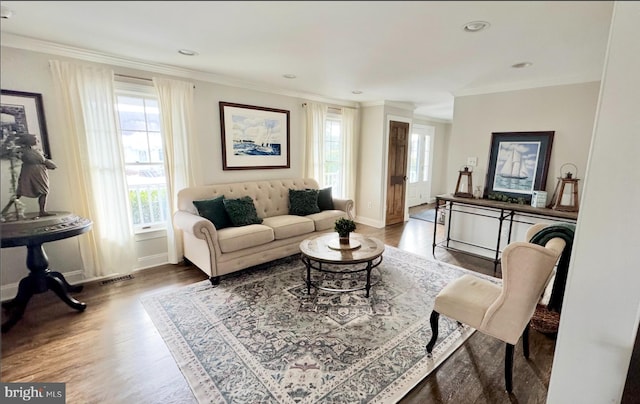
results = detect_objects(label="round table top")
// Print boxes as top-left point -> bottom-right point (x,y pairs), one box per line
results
0,211 -> 92,247
299,232 -> 385,264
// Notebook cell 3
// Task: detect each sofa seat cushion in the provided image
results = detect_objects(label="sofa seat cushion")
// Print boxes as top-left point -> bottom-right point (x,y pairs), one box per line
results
261,215 -> 315,240
217,224 -> 274,253
306,210 -> 348,231
434,274 -> 502,329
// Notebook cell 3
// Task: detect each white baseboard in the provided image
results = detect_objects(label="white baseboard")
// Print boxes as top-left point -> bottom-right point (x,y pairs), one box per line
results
355,216 -> 386,229
1,270 -> 85,302
0,252 -> 168,301
135,253 -> 169,270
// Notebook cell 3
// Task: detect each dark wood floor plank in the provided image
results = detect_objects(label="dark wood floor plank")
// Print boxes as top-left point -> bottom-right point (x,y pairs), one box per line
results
1,206 -> 555,403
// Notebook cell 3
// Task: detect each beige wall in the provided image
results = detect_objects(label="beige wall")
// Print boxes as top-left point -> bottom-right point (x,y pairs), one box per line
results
356,105 -> 385,226
0,46 -> 309,294
355,103 -> 453,227
448,82 -> 601,198
548,2 -> 640,401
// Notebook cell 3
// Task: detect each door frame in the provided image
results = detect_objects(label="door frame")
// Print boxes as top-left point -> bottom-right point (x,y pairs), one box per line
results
383,114 -> 413,223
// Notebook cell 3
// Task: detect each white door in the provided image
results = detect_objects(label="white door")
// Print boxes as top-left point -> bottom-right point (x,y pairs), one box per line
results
407,124 -> 435,207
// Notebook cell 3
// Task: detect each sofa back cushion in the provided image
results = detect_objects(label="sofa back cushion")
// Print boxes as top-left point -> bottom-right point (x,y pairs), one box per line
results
178,178 -> 320,219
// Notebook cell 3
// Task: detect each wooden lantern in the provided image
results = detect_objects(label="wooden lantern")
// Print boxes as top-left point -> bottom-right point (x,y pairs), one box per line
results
454,166 -> 474,198
548,164 -> 580,212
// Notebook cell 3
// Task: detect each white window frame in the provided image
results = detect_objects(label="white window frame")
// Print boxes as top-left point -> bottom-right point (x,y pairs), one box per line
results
114,82 -> 169,233
324,110 -> 345,197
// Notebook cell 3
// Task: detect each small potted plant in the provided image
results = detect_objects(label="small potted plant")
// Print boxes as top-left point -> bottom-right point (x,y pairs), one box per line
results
334,217 -> 357,244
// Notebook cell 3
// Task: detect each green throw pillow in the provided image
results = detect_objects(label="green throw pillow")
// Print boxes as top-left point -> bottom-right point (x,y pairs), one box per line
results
193,195 -> 232,230
289,189 -> 320,216
317,187 -> 335,211
223,196 -> 263,226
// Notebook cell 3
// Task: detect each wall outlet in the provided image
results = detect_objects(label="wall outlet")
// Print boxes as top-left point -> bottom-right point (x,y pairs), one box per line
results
467,157 -> 478,166
367,201 -> 372,209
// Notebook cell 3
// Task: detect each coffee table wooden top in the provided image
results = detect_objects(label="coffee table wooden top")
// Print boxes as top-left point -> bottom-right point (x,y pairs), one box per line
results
299,233 -> 385,264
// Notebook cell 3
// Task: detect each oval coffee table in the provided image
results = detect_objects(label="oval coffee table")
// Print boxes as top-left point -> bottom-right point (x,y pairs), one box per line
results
299,233 -> 385,298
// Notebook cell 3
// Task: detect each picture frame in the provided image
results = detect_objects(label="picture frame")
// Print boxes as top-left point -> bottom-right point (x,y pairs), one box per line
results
219,102 -> 290,170
483,131 -> 554,203
1,90 -> 51,158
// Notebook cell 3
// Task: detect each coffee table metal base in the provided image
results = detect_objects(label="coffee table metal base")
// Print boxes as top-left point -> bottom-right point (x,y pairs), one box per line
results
301,255 -> 384,298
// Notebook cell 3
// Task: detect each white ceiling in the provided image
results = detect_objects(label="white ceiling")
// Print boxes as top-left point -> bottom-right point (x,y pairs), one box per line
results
0,1 -> 614,121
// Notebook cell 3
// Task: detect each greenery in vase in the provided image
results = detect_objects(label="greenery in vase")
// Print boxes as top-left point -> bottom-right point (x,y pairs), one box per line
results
334,218 -> 356,237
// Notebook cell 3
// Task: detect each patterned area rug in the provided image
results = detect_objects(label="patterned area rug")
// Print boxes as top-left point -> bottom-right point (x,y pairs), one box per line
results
142,246 -> 494,403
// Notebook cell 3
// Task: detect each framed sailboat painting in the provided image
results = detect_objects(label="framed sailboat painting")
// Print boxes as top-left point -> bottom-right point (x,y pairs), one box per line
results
483,131 -> 554,203
219,102 -> 290,170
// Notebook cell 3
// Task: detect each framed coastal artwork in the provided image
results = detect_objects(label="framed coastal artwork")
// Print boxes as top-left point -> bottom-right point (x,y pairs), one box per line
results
219,102 -> 290,170
483,131 -> 554,203
1,90 -> 51,158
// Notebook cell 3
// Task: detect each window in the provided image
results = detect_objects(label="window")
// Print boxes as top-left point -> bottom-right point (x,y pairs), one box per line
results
408,125 -> 434,184
409,134 -> 420,183
115,89 -> 169,231
324,111 -> 344,197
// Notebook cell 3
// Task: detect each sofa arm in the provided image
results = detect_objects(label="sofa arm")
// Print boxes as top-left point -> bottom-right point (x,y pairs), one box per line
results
332,198 -> 354,219
174,210 -> 218,242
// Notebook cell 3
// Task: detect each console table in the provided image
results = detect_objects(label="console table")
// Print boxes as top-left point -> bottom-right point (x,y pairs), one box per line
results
432,194 -> 578,274
1,212 -> 92,333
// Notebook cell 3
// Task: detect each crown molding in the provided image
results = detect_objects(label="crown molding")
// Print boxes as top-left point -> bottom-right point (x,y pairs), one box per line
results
1,33 -> 357,108
412,114 -> 452,124
359,100 -> 416,110
453,76 -> 602,97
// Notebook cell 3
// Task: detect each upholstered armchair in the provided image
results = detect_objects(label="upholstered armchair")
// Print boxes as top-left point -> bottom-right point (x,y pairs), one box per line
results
426,224 -> 565,392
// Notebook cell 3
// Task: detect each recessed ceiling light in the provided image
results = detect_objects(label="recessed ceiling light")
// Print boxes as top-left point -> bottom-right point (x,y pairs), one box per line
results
1,6 -> 14,19
463,21 -> 490,32
178,49 -> 198,56
283,74 -> 297,79
352,90 -> 363,95
512,62 -> 533,69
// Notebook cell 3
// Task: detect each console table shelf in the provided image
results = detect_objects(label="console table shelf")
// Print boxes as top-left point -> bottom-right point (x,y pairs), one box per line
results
432,194 -> 578,274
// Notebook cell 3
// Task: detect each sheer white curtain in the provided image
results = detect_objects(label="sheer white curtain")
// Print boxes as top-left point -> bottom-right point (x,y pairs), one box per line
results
49,60 -> 136,277
341,107 -> 360,202
303,102 -> 327,182
152,77 -> 195,264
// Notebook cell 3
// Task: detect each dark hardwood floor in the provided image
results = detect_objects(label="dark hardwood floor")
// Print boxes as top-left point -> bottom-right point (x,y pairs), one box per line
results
1,204 -> 557,403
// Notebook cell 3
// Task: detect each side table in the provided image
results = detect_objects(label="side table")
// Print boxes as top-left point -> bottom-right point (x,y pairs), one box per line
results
1,211 -> 92,333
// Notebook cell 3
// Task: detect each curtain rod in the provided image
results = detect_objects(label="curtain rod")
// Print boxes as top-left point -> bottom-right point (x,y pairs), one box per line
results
302,102 -> 356,111
115,73 -> 152,82
114,73 -> 196,88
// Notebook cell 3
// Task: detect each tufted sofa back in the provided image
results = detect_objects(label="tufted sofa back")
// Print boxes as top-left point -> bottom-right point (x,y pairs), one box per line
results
177,178 -> 320,219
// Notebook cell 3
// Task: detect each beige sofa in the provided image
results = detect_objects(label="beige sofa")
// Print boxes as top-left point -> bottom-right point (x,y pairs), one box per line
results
174,178 -> 353,284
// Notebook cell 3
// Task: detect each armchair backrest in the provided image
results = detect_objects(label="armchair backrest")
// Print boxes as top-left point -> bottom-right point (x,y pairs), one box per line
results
480,238 -> 565,344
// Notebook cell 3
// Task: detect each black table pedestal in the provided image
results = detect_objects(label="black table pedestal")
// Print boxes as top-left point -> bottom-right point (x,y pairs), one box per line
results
2,244 -> 86,333
1,212 -> 92,333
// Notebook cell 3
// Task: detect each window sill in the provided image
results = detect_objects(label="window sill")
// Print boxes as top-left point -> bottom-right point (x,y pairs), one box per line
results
134,227 -> 167,241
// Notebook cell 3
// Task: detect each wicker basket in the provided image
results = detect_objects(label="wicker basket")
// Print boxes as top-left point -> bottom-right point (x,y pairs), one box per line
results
530,304 -> 560,335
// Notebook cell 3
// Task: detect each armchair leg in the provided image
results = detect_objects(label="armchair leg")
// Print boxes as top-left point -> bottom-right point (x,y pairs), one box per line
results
505,343 -> 514,393
426,310 -> 440,354
523,323 -> 530,359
